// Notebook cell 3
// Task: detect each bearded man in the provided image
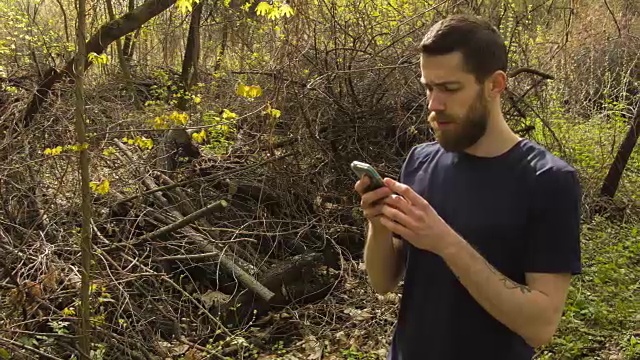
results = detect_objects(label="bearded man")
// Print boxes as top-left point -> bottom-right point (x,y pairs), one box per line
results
354,14 -> 582,360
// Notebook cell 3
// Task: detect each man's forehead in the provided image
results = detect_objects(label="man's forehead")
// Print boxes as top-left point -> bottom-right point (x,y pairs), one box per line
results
419,71 -> 470,88
419,54 -> 470,84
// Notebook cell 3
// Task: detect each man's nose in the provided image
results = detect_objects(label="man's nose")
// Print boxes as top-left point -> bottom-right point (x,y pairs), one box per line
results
428,92 -> 446,112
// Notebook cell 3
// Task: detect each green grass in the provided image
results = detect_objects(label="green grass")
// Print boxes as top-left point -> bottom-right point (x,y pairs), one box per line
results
536,217 -> 640,359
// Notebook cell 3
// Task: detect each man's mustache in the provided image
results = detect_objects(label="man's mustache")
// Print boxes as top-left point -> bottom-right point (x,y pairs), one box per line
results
429,112 -> 457,123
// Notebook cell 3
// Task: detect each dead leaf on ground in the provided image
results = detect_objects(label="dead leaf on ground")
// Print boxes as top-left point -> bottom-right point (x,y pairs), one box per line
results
344,307 -> 373,321
197,290 -> 230,308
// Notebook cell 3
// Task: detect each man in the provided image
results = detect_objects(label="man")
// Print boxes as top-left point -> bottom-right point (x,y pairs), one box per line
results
354,14 -> 582,360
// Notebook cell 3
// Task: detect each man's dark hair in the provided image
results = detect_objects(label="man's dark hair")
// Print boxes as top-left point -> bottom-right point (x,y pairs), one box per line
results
420,14 -> 507,82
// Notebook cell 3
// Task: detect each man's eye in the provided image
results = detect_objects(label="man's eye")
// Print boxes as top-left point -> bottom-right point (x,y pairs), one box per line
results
443,86 -> 460,92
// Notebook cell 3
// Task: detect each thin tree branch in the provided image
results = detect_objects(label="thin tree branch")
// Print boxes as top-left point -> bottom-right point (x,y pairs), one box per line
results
0,336 -> 65,360
508,67 -> 555,80
603,0 -> 622,38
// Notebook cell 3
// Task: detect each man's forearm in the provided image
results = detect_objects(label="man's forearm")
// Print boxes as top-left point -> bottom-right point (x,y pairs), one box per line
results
439,233 -> 556,347
364,221 -> 403,294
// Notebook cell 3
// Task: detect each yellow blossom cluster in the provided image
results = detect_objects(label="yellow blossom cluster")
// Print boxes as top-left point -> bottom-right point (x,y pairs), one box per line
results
43,143 -> 89,156
150,111 -> 190,129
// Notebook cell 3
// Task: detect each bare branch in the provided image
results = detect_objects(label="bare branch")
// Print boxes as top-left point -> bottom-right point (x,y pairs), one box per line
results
137,199 -> 228,242
508,67 -> 555,80
0,336 -> 66,360
603,0 -> 622,38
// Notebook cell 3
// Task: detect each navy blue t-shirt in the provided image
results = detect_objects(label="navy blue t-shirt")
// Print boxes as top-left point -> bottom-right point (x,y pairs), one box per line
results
387,139 -> 582,360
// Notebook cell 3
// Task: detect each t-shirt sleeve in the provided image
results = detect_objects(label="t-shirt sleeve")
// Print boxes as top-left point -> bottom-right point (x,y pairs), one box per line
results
524,167 -> 582,275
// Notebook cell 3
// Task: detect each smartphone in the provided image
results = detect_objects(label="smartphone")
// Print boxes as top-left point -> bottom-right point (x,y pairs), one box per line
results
350,161 -> 385,192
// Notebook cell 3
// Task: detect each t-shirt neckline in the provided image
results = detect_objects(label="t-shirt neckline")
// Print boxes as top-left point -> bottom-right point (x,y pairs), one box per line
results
454,138 -> 528,162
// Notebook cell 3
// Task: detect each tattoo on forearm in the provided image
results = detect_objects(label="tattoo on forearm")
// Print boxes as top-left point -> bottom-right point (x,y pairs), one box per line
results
500,277 -> 532,294
452,242 -> 534,295
484,259 -> 532,294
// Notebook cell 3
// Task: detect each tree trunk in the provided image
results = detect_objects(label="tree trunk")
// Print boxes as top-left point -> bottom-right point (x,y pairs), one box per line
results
177,0 -> 203,110
122,0 -> 137,61
20,0 -> 177,129
105,0 -> 143,110
73,0 -> 93,355
155,128 -> 201,174
599,102 -> 640,200
122,28 -> 141,61
214,21 -> 228,72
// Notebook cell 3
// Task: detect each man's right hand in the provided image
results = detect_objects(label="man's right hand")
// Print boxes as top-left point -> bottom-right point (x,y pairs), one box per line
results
355,175 -> 406,294
354,175 -> 393,229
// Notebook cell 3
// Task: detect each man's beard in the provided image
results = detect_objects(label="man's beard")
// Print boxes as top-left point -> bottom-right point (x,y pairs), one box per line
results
428,91 -> 489,153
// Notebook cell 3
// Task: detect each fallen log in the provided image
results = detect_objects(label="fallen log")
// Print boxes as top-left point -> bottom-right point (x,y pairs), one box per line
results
219,252 -> 332,328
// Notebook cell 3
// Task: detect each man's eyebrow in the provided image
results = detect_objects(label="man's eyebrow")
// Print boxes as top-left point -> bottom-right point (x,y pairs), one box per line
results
420,78 -> 462,87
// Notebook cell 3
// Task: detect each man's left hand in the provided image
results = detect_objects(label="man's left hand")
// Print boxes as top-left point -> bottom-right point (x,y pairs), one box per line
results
378,178 -> 460,256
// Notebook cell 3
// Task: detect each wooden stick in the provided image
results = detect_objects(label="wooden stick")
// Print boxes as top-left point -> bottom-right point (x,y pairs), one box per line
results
136,199 -> 228,242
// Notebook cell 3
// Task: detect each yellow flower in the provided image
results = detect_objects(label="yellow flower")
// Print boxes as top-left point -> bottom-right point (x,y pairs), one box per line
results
235,84 -> 262,98
43,146 -> 63,156
192,129 -> 207,143
169,111 -> 189,126
102,147 -> 116,156
89,179 -> 110,195
221,109 -> 238,120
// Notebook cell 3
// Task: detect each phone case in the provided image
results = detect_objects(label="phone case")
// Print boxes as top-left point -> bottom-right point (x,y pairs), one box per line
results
350,161 -> 385,190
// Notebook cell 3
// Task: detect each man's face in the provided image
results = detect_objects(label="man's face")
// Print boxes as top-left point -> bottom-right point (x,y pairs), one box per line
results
420,52 -> 490,152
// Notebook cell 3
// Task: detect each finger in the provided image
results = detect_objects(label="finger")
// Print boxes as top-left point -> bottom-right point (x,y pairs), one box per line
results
354,176 -> 370,194
379,215 -> 414,240
384,194 -> 413,214
362,203 -> 385,219
360,186 -> 392,207
356,176 -> 384,195
381,203 -> 417,230
383,178 -> 429,211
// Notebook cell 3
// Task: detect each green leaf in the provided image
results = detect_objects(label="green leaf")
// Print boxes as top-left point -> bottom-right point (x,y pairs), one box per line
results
0,348 -> 10,360
18,336 -> 37,347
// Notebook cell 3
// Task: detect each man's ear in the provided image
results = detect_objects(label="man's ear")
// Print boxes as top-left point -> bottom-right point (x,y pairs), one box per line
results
485,70 -> 507,99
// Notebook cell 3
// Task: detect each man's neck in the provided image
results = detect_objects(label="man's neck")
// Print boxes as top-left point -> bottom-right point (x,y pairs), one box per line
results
464,110 -> 521,158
